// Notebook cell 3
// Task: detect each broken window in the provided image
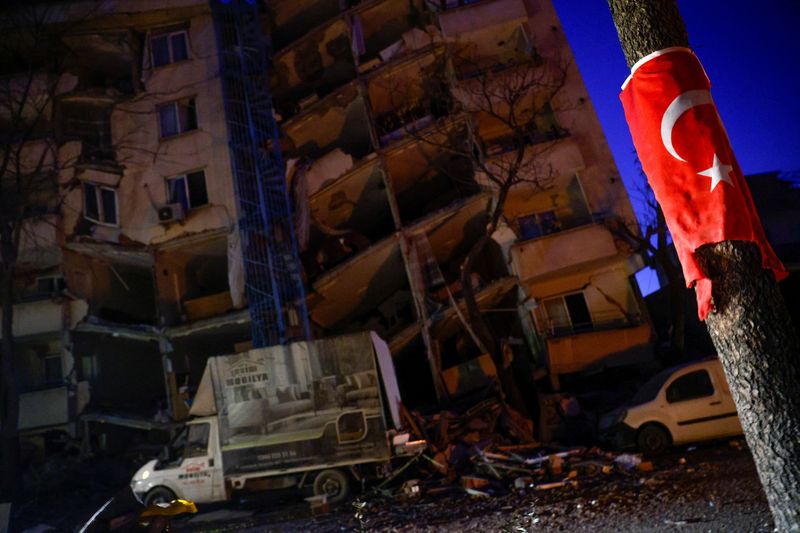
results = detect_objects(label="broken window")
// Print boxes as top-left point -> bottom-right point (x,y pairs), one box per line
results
543,292 -> 592,336
167,170 -> 208,211
83,182 -> 118,226
666,370 -> 715,403
59,103 -> 115,164
158,98 -> 197,138
151,30 -> 189,68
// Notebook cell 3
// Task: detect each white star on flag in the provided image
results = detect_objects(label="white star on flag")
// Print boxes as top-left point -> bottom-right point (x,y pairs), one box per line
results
698,153 -> 734,192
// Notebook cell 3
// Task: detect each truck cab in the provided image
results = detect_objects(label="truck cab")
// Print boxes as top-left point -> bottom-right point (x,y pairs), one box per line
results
132,417 -> 224,505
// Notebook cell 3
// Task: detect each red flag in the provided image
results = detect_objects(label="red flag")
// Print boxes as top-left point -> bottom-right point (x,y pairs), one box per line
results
620,47 -> 786,320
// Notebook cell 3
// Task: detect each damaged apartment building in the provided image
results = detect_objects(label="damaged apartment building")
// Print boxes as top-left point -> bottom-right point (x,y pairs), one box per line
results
3,0 -> 651,453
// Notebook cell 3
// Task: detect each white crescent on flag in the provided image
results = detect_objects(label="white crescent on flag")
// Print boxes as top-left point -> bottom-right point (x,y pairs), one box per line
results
660,89 -> 713,162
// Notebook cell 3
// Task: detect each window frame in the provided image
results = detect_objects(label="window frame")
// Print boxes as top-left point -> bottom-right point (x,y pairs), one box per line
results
542,291 -> 593,335
36,275 -> 65,296
157,97 -> 198,139
665,369 -> 716,404
165,169 -> 209,211
82,182 -> 119,227
150,29 -> 190,68
183,422 -> 211,459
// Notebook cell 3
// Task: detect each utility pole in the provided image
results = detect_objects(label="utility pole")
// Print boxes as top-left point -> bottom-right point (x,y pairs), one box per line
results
607,1 -> 800,530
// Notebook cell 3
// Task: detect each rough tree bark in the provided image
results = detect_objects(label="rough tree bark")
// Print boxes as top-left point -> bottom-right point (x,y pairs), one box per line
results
607,1 -> 800,530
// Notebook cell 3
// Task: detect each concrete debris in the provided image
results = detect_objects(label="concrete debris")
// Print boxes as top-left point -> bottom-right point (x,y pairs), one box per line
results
376,400 -> 673,504
303,148 -> 354,195
304,495 -> 330,516
401,479 -> 422,499
613,453 -> 642,470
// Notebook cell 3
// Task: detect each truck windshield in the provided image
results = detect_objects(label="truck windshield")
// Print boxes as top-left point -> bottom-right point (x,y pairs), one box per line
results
184,423 -> 210,458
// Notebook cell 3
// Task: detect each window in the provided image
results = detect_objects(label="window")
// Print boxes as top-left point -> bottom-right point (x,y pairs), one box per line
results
517,210 -> 560,240
83,182 -> 118,226
167,170 -> 208,211
158,98 -> 197,138
151,30 -> 189,68
666,370 -> 715,403
36,276 -> 65,295
184,422 -> 210,458
543,292 -> 593,336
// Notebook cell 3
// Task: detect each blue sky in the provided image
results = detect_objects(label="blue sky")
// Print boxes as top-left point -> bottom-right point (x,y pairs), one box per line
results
551,0 -> 800,293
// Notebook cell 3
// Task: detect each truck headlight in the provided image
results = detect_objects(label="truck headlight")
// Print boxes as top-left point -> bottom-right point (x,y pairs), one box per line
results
141,470 -> 150,480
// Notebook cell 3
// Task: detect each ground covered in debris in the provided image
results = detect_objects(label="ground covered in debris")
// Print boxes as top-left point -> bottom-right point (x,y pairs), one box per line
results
171,442 -> 770,533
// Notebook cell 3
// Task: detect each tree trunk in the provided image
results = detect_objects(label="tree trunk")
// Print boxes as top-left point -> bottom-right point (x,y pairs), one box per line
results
0,224 -> 20,502
460,190 -> 529,415
607,1 -> 800,529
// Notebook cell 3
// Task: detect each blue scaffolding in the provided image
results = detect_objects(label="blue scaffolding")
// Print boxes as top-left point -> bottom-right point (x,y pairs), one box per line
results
211,0 -> 311,347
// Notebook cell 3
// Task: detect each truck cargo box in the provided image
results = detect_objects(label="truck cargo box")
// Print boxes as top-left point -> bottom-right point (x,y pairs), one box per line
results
189,332 -> 401,476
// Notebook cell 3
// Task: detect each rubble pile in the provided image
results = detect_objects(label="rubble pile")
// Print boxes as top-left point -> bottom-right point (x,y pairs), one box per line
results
389,399 -> 655,502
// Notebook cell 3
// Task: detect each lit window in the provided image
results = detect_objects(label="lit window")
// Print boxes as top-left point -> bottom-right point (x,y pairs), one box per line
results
83,182 -> 118,226
151,30 -> 189,68
158,98 -> 197,138
167,170 -> 208,211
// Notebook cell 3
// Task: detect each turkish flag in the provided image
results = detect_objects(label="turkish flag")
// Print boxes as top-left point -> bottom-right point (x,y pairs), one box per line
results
620,47 -> 786,320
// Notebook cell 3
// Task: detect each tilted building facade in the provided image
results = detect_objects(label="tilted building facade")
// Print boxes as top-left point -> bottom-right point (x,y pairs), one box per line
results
2,0 -> 651,452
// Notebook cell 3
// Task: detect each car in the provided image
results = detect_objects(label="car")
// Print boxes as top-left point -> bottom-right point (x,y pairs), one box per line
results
599,358 -> 742,454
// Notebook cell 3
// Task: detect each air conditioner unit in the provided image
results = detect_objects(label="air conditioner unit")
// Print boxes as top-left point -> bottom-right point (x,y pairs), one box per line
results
157,203 -> 185,224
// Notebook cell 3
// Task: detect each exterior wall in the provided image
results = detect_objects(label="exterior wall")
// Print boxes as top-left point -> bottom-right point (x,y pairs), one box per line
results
60,10 -> 236,247
511,224 -> 619,282
524,0 -> 636,224
546,323 -> 651,375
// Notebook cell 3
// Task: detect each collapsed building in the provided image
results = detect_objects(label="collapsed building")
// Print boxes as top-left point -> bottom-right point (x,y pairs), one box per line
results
2,0 -> 652,454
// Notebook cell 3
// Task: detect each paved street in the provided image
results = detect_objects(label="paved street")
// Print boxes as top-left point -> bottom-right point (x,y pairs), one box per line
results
172,441 -> 771,532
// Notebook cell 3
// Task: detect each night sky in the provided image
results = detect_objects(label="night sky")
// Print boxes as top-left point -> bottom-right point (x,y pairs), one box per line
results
551,0 -> 800,292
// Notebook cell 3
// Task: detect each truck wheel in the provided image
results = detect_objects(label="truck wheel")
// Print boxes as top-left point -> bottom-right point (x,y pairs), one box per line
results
313,469 -> 350,504
637,424 -> 670,455
144,486 -> 176,506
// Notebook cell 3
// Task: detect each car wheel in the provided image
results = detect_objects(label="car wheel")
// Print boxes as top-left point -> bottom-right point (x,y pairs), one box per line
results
313,469 -> 350,504
637,424 -> 670,455
144,486 -> 177,506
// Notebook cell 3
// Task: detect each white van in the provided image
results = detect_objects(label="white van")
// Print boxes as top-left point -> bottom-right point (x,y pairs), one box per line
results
599,358 -> 742,454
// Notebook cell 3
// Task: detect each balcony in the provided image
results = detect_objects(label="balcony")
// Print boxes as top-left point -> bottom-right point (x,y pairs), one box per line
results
19,382 -> 89,431
546,322 -> 652,376
281,83 -> 373,163
435,0 -> 526,26
511,223 -> 620,283
268,0 -> 344,51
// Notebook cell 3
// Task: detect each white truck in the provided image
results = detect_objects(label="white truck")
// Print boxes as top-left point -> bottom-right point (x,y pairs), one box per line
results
130,332 -> 422,505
